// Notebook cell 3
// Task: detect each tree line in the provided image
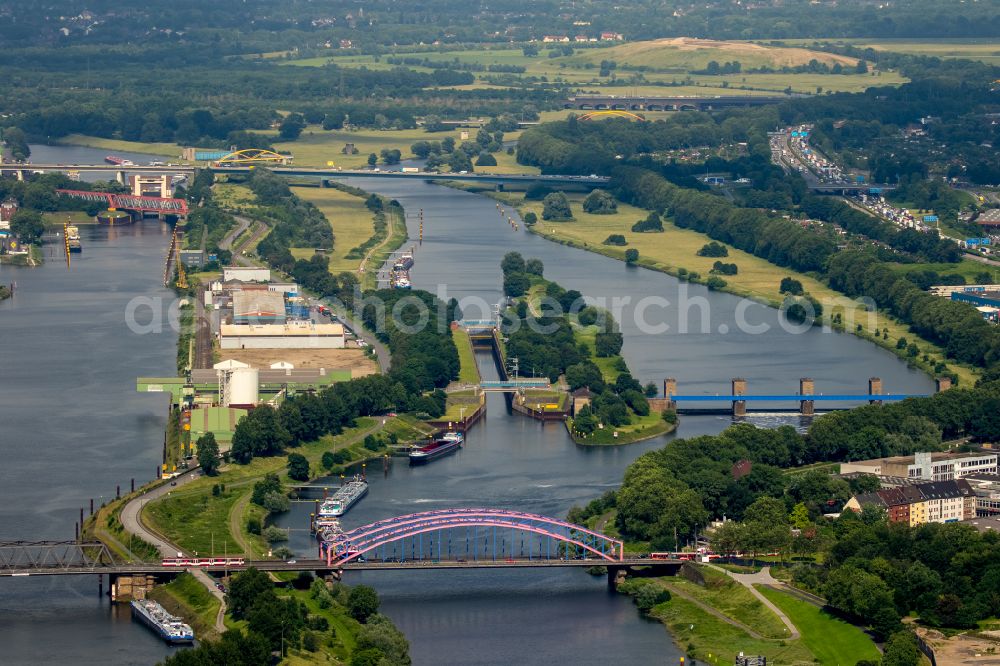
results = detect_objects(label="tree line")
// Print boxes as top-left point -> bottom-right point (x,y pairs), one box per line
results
584,372 -> 1000,555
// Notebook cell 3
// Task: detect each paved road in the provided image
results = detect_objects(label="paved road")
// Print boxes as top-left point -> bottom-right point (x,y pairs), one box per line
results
119,467 -> 228,632
707,564 -> 800,639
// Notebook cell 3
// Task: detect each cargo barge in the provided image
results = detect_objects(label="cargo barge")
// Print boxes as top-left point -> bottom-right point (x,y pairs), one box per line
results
319,475 -> 368,517
130,599 -> 194,644
409,431 -> 464,464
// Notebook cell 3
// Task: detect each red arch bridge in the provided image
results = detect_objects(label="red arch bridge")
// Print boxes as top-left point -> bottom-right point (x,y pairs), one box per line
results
320,508 -> 624,566
56,189 -> 189,216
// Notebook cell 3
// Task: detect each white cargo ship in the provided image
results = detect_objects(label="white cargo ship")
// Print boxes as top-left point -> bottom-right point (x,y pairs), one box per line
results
130,599 -> 194,644
319,475 -> 368,517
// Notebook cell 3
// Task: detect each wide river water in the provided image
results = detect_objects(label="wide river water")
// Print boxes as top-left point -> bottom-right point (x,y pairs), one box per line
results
0,146 -> 934,665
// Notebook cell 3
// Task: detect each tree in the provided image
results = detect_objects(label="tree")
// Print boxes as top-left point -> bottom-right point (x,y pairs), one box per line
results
522,44 -> 540,57
10,210 -> 44,244
348,585 -> 380,623
247,591 -> 306,654
196,433 -> 220,476
231,406 -> 291,464
475,151 -> 497,167
351,648 -> 387,666
160,629 -> 270,665
697,242 -> 729,257
595,330 -> 624,357
278,113 -> 305,140
541,192 -> 573,220
583,189 -> 617,214
287,453 -> 309,481
503,272 -> 529,297
367,153 -> 378,166
321,451 -> 336,470
355,615 -> 411,665
500,251 -> 526,275
2,126 -> 30,161
631,212 -> 663,232
379,148 -> 401,165
789,502 -> 811,529
523,211 -> 537,226
624,249 -> 639,264
525,258 -> 544,276
881,631 -> 921,666
226,568 -> 273,620
779,277 -> 804,295
635,583 -> 670,613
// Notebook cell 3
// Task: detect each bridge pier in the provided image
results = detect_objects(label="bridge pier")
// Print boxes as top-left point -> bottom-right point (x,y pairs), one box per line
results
115,170 -> 125,185
109,573 -> 156,601
15,169 -> 24,182
799,378 -> 815,416
868,377 -> 883,405
732,378 -> 747,417
607,565 -> 627,590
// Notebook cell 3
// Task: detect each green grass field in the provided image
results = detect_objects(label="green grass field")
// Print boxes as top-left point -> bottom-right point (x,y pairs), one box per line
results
567,37 -> 859,71
149,573 -> 223,640
664,567 -> 790,639
56,134 -> 185,159
757,586 -> 881,664
291,186 -> 376,273
783,38 -> 1000,65
285,39 -> 906,95
452,327 -> 481,385
520,192 -> 977,387
42,211 -> 94,226
651,587 -> 816,665
145,417 -> 405,555
274,125 -> 431,168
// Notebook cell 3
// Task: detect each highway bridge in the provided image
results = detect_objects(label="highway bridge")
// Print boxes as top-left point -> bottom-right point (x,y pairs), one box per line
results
563,94 -> 788,112
0,163 -> 609,188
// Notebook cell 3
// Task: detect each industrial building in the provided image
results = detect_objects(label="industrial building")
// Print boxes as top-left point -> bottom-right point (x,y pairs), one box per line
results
223,266 -> 270,283
220,322 -> 345,349
840,451 -> 998,482
233,290 -> 287,325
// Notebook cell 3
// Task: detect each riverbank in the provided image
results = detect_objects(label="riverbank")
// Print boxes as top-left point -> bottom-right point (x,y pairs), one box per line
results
480,187 -> 974,387
0,245 -> 43,266
616,565 -> 880,665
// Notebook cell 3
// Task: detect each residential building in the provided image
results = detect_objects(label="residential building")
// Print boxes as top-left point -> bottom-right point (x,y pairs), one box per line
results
840,451 -> 998,482
845,478 -> 976,525
0,199 -> 18,229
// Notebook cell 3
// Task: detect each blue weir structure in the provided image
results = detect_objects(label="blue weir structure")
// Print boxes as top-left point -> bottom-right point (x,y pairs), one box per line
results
663,377 -> 947,416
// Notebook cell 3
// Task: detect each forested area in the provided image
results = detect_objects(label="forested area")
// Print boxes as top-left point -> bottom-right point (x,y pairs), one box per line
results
162,570 -> 409,665
827,251 -> 1000,369
499,253 -> 660,436
572,376 -> 1000,639
5,1 -> 998,51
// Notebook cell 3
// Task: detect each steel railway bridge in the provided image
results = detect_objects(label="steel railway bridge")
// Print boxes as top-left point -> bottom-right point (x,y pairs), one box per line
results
1,511 -> 682,586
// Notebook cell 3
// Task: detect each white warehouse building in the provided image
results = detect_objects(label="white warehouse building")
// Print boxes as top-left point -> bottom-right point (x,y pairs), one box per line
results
220,322 -> 346,349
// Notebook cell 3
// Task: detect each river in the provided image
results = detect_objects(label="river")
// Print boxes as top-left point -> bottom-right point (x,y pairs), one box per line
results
0,146 -> 934,665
